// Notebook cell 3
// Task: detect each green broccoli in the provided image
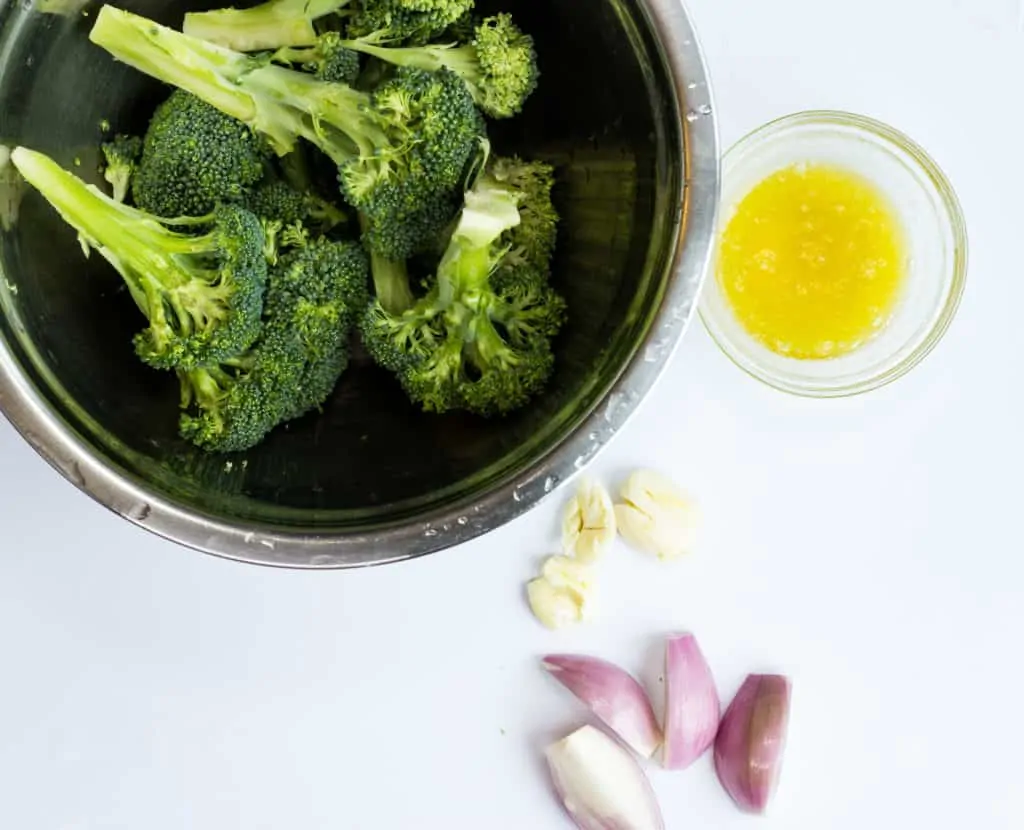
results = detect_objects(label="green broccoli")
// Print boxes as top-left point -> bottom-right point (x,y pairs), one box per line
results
90,7 -> 485,259
273,32 -> 362,85
342,14 -> 539,119
11,146 -> 268,371
245,179 -> 348,230
182,0 -> 470,52
488,155 -> 558,273
346,0 -> 474,44
132,90 -> 268,218
360,151 -> 566,416
100,133 -> 142,203
182,0 -> 350,52
178,236 -> 370,452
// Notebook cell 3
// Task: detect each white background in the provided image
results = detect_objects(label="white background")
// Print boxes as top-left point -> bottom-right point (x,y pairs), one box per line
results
2,0 -> 1022,827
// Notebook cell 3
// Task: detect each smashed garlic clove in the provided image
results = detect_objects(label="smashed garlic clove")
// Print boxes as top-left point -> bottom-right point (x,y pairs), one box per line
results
527,556 -> 598,630
615,469 -> 701,561
562,476 -> 617,562
527,577 -> 589,630
543,555 -> 596,598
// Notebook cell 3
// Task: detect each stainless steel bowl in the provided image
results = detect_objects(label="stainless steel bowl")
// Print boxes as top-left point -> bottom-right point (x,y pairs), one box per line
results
0,0 -> 719,568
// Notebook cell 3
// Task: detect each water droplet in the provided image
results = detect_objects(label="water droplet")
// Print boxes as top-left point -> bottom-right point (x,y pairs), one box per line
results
424,528 -> 438,538
543,475 -> 559,493
259,539 -> 275,550
456,516 -> 468,526
65,460 -> 85,488
127,503 -> 151,522
512,488 -> 524,503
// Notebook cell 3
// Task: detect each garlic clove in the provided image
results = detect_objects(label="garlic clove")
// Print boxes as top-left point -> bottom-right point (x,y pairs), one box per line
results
542,654 -> 662,758
527,578 -> 587,630
546,725 -> 666,830
562,476 -> 617,562
714,674 -> 792,814
615,469 -> 701,560
662,633 -> 720,769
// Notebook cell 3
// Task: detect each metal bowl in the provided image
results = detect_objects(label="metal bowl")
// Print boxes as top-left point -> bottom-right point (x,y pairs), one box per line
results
0,0 -> 719,568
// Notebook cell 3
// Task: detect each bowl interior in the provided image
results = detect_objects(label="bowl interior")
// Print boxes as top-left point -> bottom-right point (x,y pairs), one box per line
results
0,0 -> 683,533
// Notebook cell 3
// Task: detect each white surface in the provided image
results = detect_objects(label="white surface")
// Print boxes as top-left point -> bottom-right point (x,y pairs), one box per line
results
2,0 -> 1022,827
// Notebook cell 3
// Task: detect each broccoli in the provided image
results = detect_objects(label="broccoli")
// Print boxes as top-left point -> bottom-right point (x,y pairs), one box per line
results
342,14 -> 539,119
100,133 -> 142,203
183,0 -> 350,52
10,146 -> 268,371
488,155 -> 558,273
178,236 -> 370,452
273,32 -> 362,85
90,7 -> 485,259
182,0 -> 470,52
360,152 -> 566,416
245,179 -> 348,230
133,90 -> 268,219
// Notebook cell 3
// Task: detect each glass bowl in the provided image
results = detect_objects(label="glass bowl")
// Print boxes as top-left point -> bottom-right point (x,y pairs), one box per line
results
699,111 -> 967,397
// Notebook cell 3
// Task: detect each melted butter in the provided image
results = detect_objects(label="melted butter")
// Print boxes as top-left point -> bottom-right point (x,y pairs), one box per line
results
717,162 -> 908,360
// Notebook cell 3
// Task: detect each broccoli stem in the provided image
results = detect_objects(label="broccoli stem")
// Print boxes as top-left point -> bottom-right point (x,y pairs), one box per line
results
341,37 -> 476,77
90,7 -> 258,122
183,0 -> 352,52
368,249 -> 415,315
436,176 -> 521,304
90,6 -> 383,162
11,146 -> 219,312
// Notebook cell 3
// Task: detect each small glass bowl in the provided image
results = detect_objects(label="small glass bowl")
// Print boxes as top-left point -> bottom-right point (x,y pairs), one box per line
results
699,111 -> 968,398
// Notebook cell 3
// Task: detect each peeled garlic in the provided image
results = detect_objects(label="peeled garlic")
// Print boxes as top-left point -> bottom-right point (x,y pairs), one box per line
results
561,476 -> 617,562
527,556 -> 597,630
614,469 -> 700,561
527,579 -> 585,630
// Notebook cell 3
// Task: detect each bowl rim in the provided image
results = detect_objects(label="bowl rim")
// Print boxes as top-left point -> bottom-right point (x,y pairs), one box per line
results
698,109 -> 969,398
0,0 -> 721,569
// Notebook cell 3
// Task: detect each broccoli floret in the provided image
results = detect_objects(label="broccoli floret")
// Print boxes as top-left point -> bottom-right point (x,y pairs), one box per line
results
342,14 -> 539,118
133,90 -> 267,218
246,179 -> 348,229
360,152 -> 566,416
11,146 -> 268,371
91,7 -> 485,258
489,155 -> 558,273
274,32 -> 362,84
346,0 -> 474,44
100,133 -> 142,203
178,237 -> 369,452
183,0 -> 350,52
182,0 -> 469,51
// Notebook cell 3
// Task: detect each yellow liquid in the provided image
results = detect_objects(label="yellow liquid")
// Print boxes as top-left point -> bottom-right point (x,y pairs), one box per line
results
717,162 -> 908,360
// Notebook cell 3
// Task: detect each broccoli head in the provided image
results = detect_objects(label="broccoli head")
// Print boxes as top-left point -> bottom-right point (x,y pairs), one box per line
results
90,8 -> 485,259
342,13 -> 539,118
182,0 -> 470,52
489,155 -> 558,273
133,90 -> 268,219
346,0 -> 474,44
360,152 -> 566,416
11,146 -> 268,371
273,31 -> 362,85
178,236 -> 370,452
245,179 -> 348,230
100,133 -> 142,203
